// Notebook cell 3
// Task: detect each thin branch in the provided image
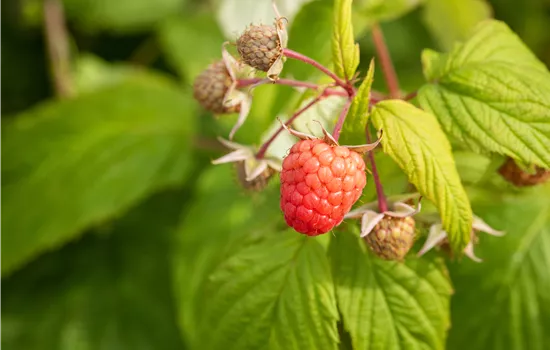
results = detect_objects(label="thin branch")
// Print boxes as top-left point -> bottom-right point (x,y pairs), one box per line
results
256,94 -> 325,159
403,90 -> 417,101
43,0 -> 73,98
331,96 -> 354,141
365,126 -> 388,213
283,48 -> 353,95
236,78 -> 348,97
371,24 -> 400,99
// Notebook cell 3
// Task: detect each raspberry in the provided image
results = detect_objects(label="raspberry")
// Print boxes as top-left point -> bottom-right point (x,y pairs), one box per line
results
280,139 -> 367,236
235,161 -> 275,192
365,216 -> 416,260
237,25 -> 282,72
498,157 -> 550,187
193,60 -> 240,114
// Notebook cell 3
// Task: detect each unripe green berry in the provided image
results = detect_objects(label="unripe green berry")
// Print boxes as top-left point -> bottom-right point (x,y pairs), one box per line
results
237,25 -> 282,72
365,216 -> 416,260
193,60 -> 240,114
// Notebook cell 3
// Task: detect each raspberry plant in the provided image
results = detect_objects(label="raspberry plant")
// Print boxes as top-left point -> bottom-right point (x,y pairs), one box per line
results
2,0 -> 550,349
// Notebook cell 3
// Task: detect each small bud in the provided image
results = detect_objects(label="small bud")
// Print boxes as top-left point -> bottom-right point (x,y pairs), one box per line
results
193,60 -> 240,114
237,25 -> 283,72
498,157 -> 550,187
365,216 -> 416,260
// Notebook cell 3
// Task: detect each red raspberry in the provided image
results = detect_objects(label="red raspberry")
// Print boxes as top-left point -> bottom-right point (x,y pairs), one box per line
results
280,139 -> 367,236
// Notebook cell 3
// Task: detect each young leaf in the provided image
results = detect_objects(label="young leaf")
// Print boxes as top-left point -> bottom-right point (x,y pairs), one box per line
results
332,0 -> 360,80
340,59 -> 375,145
371,100 -> 473,252
448,186 -> 550,349
193,231 -> 339,350
330,228 -> 452,350
418,20 -> 550,168
1,78 -> 196,275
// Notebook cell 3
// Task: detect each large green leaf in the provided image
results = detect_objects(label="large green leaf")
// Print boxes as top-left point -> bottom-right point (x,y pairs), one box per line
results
62,0 -> 186,33
158,14 -> 226,82
371,100 -> 473,252
422,0 -> 491,50
332,0 -> 360,80
1,190 -> 186,350
448,185 -> 550,349
340,59 -> 374,145
330,227 -> 452,350
198,231 -> 339,350
418,20 -> 550,168
1,78 -> 196,275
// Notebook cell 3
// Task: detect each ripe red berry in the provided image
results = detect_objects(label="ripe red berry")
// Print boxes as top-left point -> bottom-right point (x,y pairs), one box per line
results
280,139 -> 367,236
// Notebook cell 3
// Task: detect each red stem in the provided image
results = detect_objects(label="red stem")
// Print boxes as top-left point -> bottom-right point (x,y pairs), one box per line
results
237,78 -> 348,97
331,96 -> 354,141
365,126 -> 388,213
371,24 -> 400,99
256,95 -> 324,159
283,48 -> 353,95
403,90 -> 417,101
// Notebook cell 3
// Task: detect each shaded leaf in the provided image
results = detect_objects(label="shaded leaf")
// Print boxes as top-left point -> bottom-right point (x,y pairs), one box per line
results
1,78 -> 196,275
63,0 -> 186,33
1,190 -> 186,350
448,185 -> 550,350
418,20 -> 550,168
371,100 -> 473,252
330,227 -> 452,350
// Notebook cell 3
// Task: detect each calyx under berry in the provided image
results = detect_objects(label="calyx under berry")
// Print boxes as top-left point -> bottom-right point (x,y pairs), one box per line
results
212,138 -> 282,190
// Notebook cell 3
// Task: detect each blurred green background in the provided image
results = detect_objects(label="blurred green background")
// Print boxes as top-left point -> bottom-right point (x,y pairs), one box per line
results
2,0 -> 550,349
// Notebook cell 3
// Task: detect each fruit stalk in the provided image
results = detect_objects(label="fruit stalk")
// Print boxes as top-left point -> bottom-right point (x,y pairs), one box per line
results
236,78 -> 348,97
365,126 -> 388,212
331,96 -> 354,141
283,48 -> 353,95
256,94 -> 325,159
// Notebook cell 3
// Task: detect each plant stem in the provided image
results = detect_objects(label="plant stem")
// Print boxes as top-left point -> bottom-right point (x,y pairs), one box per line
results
236,78 -> 348,97
371,24 -> 400,99
43,0 -> 73,98
365,126 -> 388,213
256,94 -> 324,159
403,90 -> 417,101
283,48 -> 353,95
331,96 -> 354,141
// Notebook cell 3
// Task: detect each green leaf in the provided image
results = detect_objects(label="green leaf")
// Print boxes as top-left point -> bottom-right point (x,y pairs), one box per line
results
340,59 -> 374,145
330,227 -> 452,350
332,0 -> 360,80
173,165 -> 282,346
1,78 -> 196,275
355,0 -> 424,24
448,186 -> 550,349
158,14 -> 225,82
371,100 -> 473,252
62,0 -> 186,33
1,190 -> 186,350
422,0 -> 492,50
197,231 -> 339,350
418,20 -> 550,168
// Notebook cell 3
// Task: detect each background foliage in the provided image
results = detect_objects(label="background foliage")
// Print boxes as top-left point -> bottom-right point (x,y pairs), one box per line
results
2,0 -> 550,349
